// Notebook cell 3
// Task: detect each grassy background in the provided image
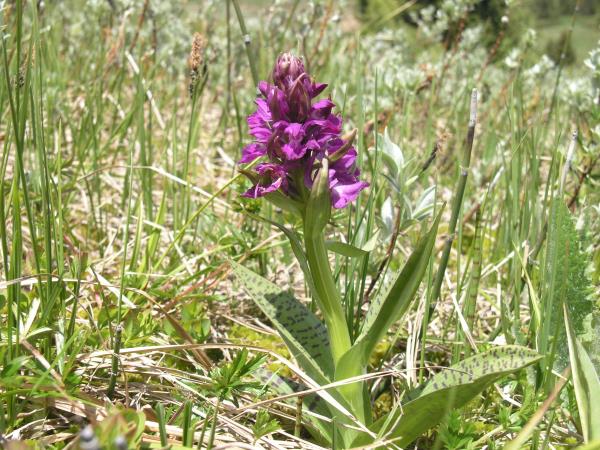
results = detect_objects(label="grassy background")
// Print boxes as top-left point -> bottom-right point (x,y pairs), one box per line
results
0,0 -> 598,448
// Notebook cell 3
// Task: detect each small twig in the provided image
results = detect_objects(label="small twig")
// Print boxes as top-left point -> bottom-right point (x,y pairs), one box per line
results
127,0 -> 150,54
420,141 -> 439,174
308,0 -> 335,65
568,153 -> 599,211
476,18 -> 507,84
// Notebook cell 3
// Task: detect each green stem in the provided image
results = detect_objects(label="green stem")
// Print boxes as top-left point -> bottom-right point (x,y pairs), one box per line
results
428,88 -> 478,317
230,0 -> 259,88
294,396 -> 303,437
207,396 -> 221,450
107,324 -> 123,399
303,225 -> 351,365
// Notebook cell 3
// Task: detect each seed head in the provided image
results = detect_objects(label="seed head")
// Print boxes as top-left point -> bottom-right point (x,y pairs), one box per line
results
188,32 -> 206,97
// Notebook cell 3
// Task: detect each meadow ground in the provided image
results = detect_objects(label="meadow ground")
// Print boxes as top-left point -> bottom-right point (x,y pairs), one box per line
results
0,0 -> 599,449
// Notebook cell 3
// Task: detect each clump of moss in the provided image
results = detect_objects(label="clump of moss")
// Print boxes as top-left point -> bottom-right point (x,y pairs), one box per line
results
373,392 -> 393,420
369,339 -> 391,367
228,324 -> 291,376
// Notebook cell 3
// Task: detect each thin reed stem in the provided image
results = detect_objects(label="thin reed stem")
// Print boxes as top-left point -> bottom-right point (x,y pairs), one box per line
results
230,0 -> 259,87
429,89 -> 478,316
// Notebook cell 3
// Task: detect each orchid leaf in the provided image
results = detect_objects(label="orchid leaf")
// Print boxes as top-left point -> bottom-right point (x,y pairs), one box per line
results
255,369 -> 333,444
326,241 -> 367,258
358,211 -> 440,351
326,230 -> 380,259
353,346 -> 541,448
264,191 -> 304,216
333,213 -> 440,427
336,211 -> 441,384
565,305 -> 600,442
229,260 -> 334,380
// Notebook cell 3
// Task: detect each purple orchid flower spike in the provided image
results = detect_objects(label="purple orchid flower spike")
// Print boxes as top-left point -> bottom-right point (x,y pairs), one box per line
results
239,52 -> 368,210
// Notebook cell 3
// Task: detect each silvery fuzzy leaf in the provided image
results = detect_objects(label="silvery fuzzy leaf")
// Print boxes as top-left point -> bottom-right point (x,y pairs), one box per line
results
412,185 -> 437,221
381,196 -> 394,236
381,128 -> 404,178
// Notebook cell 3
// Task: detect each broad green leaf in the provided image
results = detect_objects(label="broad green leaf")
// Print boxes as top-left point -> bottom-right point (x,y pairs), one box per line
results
333,213 -> 440,428
229,260 -> 334,380
358,211 -> 440,350
353,345 -> 541,448
326,231 -> 380,258
565,305 -> 600,442
326,241 -> 367,258
337,211 -> 441,382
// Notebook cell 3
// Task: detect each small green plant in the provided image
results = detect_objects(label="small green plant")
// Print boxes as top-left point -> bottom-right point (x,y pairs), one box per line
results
437,410 -> 479,450
232,52 -> 541,448
252,409 -> 280,443
205,349 -> 267,449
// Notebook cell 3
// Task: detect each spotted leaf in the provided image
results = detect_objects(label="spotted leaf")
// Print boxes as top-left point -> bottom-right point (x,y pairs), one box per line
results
353,345 -> 541,448
230,260 -> 334,380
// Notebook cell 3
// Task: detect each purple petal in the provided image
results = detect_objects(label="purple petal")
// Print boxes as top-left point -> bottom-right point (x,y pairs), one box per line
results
249,125 -> 272,143
258,81 -> 270,96
330,179 -> 369,209
281,143 -> 306,160
330,148 -> 358,170
242,163 -> 288,198
311,99 -> 335,118
240,143 -> 266,163
310,82 -> 327,98
255,98 -> 272,121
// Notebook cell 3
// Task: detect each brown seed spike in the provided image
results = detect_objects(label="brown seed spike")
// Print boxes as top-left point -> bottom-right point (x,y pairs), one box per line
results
188,32 -> 207,97
189,33 -> 206,73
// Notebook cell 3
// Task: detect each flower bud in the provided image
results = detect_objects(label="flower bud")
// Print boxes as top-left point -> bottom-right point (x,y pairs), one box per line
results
288,79 -> 311,121
272,52 -> 306,89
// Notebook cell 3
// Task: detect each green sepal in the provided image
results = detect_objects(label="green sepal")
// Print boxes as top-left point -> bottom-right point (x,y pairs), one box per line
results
264,191 -> 304,217
304,158 -> 331,234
